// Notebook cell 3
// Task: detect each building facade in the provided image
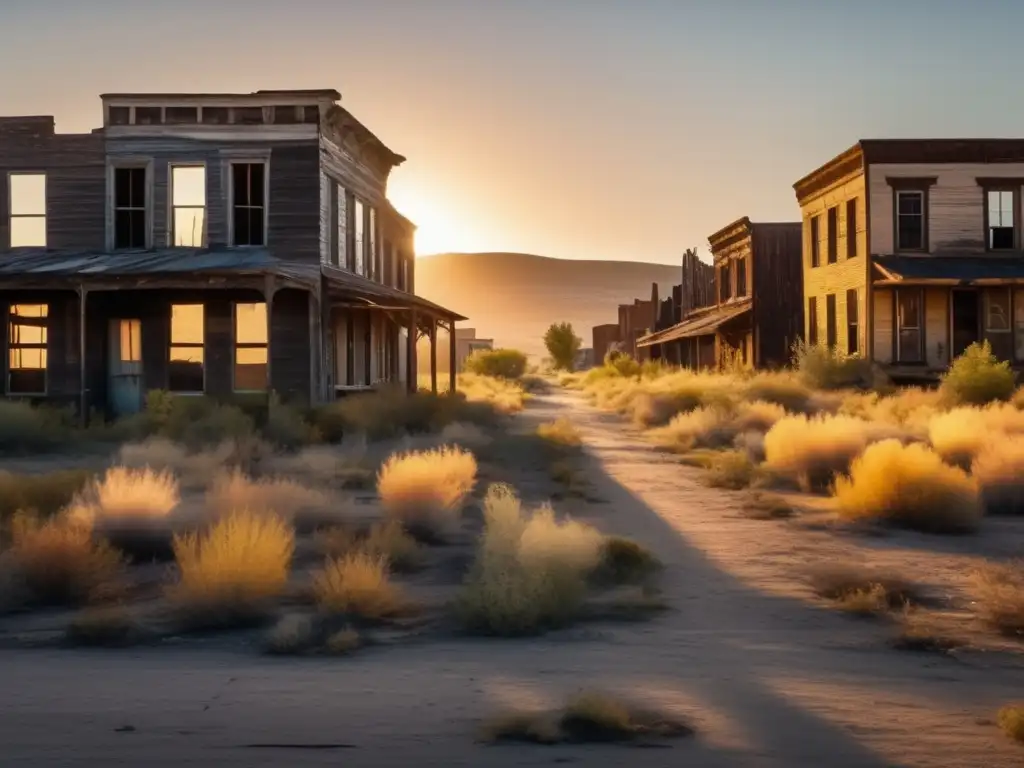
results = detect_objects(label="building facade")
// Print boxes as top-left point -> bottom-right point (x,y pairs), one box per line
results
0,89 -> 463,418
794,139 -> 1024,380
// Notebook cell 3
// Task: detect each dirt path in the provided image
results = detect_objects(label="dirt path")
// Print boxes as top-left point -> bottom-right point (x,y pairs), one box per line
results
1,390 -> 1022,767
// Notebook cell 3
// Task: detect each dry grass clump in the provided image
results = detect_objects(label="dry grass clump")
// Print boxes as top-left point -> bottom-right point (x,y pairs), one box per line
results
264,614 -> 316,655
205,471 -> 335,532
808,563 -> 920,616
0,469 -> 93,522
972,438 -> 1024,515
117,438 -> 241,490
648,400 -> 784,454
456,484 -> 604,635
536,417 -> 582,448
743,373 -> 815,413
793,341 -> 873,390
705,450 -> 757,490
743,492 -> 795,520
0,400 -> 75,454
892,607 -> 965,653
439,421 -> 493,450
325,626 -> 362,655
763,413 -> 897,492
263,444 -> 373,490
839,388 -> 940,432
833,440 -> 981,534
377,446 -> 477,541
482,691 -> 693,745
3,513 -> 125,606
168,511 -> 294,626
593,536 -> 661,585
313,552 -> 405,621
317,520 -> 421,573
630,389 -> 703,427
459,373 -> 527,414
998,705 -> 1024,744
927,405 -> 1024,469
66,605 -> 142,647
972,561 -> 1024,638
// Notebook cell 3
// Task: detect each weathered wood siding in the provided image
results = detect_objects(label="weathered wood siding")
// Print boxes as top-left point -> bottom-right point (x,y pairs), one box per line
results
800,172 -> 868,353
0,119 -> 106,253
679,249 -> 715,317
868,162 -> 1024,254
751,223 -> 803,367
105,136 -> 320,259
925,287 -> 949,367
873,288 -> 893,363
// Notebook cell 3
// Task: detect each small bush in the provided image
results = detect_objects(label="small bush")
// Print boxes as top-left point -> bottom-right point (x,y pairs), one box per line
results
973,561 -> 1024,638
544,322 -> 582,371
809,564 -> 920,616
318,521 -> 421,573
973,438 -> 1024,515
892,608 -> 964,653
998,705 -> 1024,744
833,440 -> 981,534
593,536 -> 660,585
66,605 -> 141,647
630,391 -> 702,428
377,446 -> 477,541
263,397 -> 321,448
705,450 -> 756,490
325,626 -> 361,655
743,373 -> 815,413
536,417 -> 583,448
604,352 -> 640,378
793,341 -> 873,390
0,469 -> 93,522
313,552 -> 405,621
743,492 -> 794,520
169,511 -> 294,625
463,348 -> 528,379
144,392 -> 257,448
927,405 -> 1024,469
4,513 -> 125,606
205,471 -> 335,533
264,614 -> 316,655
940,341 -> 1015,406
0,401 -> 74,454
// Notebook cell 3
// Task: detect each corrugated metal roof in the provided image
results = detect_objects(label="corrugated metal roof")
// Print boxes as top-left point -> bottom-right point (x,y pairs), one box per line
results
874,254 -> 1024,282
637,300 -> 751,347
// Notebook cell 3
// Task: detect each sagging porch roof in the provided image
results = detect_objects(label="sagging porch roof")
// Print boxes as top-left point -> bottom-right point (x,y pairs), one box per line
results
0,248 -> 465,320
637,299 -> 751,347
873,254 -> 1024,285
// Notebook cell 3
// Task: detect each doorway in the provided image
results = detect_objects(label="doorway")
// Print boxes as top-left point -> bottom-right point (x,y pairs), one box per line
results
108,319 -> 143,416
951,290 -> 980,359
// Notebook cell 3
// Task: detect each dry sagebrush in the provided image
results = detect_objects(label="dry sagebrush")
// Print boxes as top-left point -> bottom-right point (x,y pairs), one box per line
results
973,438 -> 1024,516
313,551 -> 405,620
377,446 -> 477,540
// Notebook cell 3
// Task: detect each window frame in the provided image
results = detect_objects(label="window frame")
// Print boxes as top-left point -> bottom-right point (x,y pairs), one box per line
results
109,161 -> 152,251
887,176 -> 935,253
807,297 -> 818,346
7,172 -> 48,249
353,198 -> 366,276
336,183 -> 348,269
7,303 -> 48,395
894,287 -> 924,364
825,293 -> 837,349
809,215 -> 820,268
168,303 -> 205,394
231,301 -> 269,393
826,206 -> 838,264
978,179 -> 1022,252
846,198 -> 858,259
169,163 -> 207,248
227,158 -> 270,248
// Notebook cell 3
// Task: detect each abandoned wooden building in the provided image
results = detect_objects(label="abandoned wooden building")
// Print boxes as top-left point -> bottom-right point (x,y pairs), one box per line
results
794,139 -> 1024,380
638,219 -> 803,369
0,89 -> 464,417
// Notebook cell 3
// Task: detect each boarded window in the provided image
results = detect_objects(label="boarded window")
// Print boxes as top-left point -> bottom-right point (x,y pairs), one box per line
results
231,163 -> 266,246
846,198 -> 858,259
846,289 -> 859,355
809,215 -> 820,267
171,166 -> 206,247
169,304 -> 204,392
114,167 -> 147,249
9,173 -> 47,247
8,304 -> 47,394
987,189 -> 1016,250
233,302 -> 267,391
827,207 -> 838,264
354,199 -> 366,276
896,289 -> 923,363
896,191 -> 925,250
826,294 -> 837,348
807,297 -> 818,346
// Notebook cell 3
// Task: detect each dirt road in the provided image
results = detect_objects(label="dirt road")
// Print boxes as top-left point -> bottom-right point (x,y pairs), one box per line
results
1,390 -> 1021,767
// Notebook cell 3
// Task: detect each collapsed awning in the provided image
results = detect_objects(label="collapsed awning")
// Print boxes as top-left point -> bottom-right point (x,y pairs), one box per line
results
637,300 -> 751,347
873,254 -> 1024,285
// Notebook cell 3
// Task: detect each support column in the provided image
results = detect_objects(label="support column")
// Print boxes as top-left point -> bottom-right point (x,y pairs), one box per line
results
429,319 -> 438,394
78,285 -> 88,427
264,274 -> 276,400
406,309 -> 418,394
448,319 -> 457,393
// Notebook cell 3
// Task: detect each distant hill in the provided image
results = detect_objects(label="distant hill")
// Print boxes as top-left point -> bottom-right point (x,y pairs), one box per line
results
414,252 -> 680,359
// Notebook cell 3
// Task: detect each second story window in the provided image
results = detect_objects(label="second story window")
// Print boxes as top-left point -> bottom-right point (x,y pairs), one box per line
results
8,173 -> 47,248
337,185 -> 348,269
114,167 -> 147,249
987,189 -> 1016,250
896,190 -> 925,251
354,199 -> 366,276
231,163 -> 266,247
827,206 -> 838,263
846,198 -> 858,259
369,207 -> 377,280
171,165 -> 206,248
719,263 -> 731,302
735,257 -> 747,297
809,215 -> 820,267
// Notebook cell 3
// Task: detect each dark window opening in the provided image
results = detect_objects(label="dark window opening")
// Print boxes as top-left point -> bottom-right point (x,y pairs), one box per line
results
273,106 -> 300,124
807,298 -> 818,346
827,206 -> 838,263
987,189 -> 1016,250
826,294 -> 837,348
233,107 -> 264,125
108,107 -> 131,126
202,107 -> 229,125
846,198 -> 858,259
165,106 -> 198,125
896,191 -> 925,250
301,106 -> 320,123
114,167 -> 147,249
231,163 -> 266,246
8,304 -> 47,395
735,257 -> 747,297
896,289 -> 923,363
810,215 -> 820,267
719,263 -> 731,302
134,107 -> 162,125
846,289 -> 859,355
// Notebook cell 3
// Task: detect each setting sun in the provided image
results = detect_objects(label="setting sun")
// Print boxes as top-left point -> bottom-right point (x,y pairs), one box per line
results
388,176 -> 491,256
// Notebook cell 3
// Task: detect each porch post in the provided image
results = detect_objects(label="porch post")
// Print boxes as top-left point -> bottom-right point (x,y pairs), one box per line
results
264,275 -> 276,399
308,282 -> 321,405
429,319 -> 438,394
78,285 -> 88,427
407,309 -> 418,394
448,319 -> 457,393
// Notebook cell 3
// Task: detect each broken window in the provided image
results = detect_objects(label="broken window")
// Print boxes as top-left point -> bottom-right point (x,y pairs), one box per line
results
114,167 -> 147,249
231,163 -> 266,246
9,173 -> 46,248
169,304 -> 204,393
8,304 -> 47,394
735,257 -> 747,298
354,199 -> 366,276
171,166 -> 206,247
165,107 -> 198,125
233,302 -> 268,391
987,189 -> 1016,250
135,107 -> 162,125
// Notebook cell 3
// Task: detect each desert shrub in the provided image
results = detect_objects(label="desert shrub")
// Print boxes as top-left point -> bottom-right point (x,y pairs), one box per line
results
536,417 -> 582,448
143,391 -> 256,448
262,444 -> 372,490
0,469 -> 93,522
973,438 -> 1024,515
793,341 -> 873,390
319,521 -> 421,572
0,400 -> 75,454
439,421 -> 493,450
377,446 -> 477,541
264,614 -> 316,655
809,563 -> 920,616
463,348 -> 527,379
649,401 -> 784,454
998,705 -> 1024,744
544,322 -> 582,371
940,341 -> 1015,406
325,626 -> 361,655
603,352 -> 640,378
313,552 -> 405,621
169,511 -> 294,625
840,388 -> 940,429
456,484 -> 604,635
458,373 -> 526,414
630,391 -> 702,428
764,413 -> 897,492
743,373 -> 815,413
593,536 -> 660,585
262,396 -> 321,448
927,405 -> 1024,469
205,471 -> 335,533
892,607 -> 964,653
706,450 -> 757,490
834,440 -> 980,533
3,513 -> 125,606
972,561 -> 1024,638
66,605 -> 142,647
743,492 -> 794,520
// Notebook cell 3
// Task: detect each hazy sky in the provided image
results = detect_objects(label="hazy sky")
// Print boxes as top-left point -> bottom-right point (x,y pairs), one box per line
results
0,0 -> 1019,264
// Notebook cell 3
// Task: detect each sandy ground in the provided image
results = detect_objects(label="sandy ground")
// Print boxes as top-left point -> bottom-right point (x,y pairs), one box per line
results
1,390 -> 1023,767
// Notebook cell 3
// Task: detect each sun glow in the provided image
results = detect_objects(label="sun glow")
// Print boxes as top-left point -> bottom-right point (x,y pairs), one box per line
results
388,176 -> 491,256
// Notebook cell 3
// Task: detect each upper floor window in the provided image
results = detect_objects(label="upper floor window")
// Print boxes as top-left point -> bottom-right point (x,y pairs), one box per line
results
735,257 -> 747,298
719,263 -> 731,302
8,173 -> 47,248
826,206 -> 838,263
895,190 -> 926,251
233,302 -> 268,391
169,304 -> 204,393
987,189 -> 1016,250
336,185 -> 348,268
809,215 -> 820,267
8,304 -> 47,394
369,207 -> 377,280
114,167 -> 147,249
234,107 -> 264,125
354,199 -> 366,276
171,165 -> 206,247
231,162 -> 266,247
846,198 -> 858,259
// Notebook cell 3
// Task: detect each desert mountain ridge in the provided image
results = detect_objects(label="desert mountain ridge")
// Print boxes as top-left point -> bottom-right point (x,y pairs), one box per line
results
414,252 -> 680,359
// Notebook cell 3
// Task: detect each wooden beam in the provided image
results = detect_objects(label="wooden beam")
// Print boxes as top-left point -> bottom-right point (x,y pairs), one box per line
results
429,320 -> 438,394
407,309 -> 417,394
449,318 -> 457,393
